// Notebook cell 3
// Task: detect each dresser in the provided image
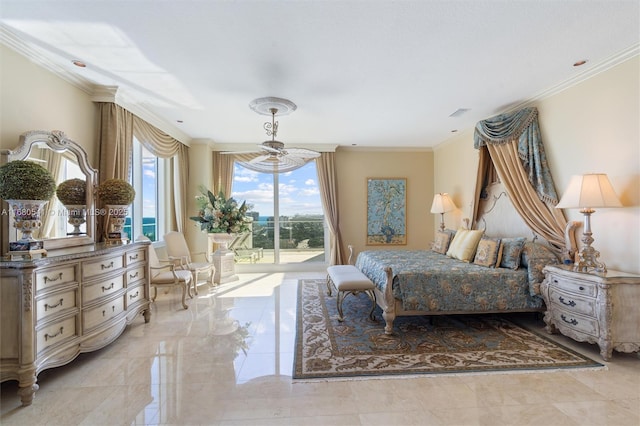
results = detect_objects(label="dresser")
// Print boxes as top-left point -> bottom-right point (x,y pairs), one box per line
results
540,264 -> 640,361
0,241 -> 151,406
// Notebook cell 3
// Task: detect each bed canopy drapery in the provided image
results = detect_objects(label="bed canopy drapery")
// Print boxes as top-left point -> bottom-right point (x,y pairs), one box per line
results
472,107 -> 571,259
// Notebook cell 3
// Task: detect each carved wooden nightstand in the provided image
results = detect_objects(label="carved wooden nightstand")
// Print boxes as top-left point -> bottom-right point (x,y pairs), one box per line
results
540,264 -> 640,361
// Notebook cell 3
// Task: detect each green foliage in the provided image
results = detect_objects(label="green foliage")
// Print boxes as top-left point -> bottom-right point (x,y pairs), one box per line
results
96,179 -> 136,205
0,160 -> 56,201
190,187 -> 251,234
56,178 -> 86,205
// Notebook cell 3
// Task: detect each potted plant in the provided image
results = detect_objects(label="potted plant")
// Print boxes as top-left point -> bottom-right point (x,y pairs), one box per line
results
0,160 -> 56,243
56,178 -> 87,235
96,178 -> 136,206
96,179 -> 136,241
56,178 -> 86,206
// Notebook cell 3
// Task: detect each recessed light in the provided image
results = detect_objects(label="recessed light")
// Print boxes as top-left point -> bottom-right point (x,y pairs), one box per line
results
573,59 -> 588,67
72,60 -> 86,68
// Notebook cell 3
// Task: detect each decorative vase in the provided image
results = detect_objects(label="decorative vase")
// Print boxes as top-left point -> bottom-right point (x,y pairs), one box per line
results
209,232 -> 236,254
8,200 -> 48,242
105,204 -> 130,243
65,204 -> 86,235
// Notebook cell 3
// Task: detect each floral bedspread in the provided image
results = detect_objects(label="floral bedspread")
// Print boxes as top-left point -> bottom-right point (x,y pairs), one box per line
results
355,250 -> 543,312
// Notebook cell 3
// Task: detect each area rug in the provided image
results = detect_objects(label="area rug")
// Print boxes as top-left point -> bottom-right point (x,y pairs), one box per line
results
293,279 -> 603,380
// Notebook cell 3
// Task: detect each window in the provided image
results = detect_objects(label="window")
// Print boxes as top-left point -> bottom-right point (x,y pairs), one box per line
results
231,161 -> 327,266
125,138 -> 167,242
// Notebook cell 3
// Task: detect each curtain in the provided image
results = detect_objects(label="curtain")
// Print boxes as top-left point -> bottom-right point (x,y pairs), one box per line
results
473,107 -> 567,251
212,151 -> 235,197
133,116 -> 189,232
316,152 -> 345,265
97,103 -> 134,241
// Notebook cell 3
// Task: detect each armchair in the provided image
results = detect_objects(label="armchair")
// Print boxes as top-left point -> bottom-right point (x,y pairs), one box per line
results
137,236 -> 190,309
163,231 -> 214,295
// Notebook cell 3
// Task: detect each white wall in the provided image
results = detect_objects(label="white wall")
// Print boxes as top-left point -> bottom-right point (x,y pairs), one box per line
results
434,55 -> 640,274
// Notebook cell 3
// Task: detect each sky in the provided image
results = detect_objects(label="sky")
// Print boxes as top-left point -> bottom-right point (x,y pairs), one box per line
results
231,161 -> 323,218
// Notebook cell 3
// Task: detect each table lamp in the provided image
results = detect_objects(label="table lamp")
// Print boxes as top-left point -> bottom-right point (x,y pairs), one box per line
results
431,193 -> 457,232
556,174 -> 622,273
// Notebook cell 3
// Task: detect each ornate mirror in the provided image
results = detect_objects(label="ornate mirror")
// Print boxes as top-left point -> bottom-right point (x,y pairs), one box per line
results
1,130 -> 98,251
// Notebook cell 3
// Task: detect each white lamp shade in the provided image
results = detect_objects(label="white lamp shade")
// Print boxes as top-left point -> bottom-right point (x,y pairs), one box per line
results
431,193 -> 457,214
556,174 -> 622,209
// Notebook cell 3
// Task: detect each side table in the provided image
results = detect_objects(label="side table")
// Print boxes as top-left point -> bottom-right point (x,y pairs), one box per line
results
540,264 -> 640,361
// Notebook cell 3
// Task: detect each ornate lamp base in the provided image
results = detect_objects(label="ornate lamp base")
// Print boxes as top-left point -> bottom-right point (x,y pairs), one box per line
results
573,209 -> 607,274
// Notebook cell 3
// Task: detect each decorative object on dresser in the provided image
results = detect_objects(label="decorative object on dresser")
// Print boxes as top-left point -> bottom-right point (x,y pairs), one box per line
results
540,264 -> 640,361
1,130 -> 99,253
0,241 -> 152,407
556,173 -> 622,273
96,178 -> 136,244
430,192 -> 457,231
55,178 -> 87,235
0,160 -> 57,258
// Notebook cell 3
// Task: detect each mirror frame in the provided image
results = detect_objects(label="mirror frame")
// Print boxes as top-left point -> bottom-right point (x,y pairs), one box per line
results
1,130 -> 98,251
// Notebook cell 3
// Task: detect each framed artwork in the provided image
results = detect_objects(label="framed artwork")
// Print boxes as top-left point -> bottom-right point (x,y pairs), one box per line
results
366,178 -> 407,245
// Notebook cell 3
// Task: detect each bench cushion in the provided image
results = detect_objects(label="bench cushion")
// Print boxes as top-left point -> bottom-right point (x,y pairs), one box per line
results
327,265 -> 374,291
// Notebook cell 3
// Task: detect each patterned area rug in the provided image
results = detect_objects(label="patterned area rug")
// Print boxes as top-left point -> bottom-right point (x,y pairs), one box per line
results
293,279 -> 603,380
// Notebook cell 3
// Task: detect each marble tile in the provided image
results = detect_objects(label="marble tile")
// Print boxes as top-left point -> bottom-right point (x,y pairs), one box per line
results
1,271 -> 639,426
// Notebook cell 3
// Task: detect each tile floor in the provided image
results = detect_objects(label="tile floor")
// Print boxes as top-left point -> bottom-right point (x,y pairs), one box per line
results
1,271 -> 639,425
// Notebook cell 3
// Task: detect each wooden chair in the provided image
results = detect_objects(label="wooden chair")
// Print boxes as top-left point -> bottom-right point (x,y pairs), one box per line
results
137,236 -> 190,309
163,231 -> 214,296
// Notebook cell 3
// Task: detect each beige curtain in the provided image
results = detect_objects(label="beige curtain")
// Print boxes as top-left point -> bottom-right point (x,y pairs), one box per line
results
316,152 -> 345,265
98,103 -> 134,182
39,149 -> 63,238
485,143 -> 567,249
97,103 -> 134,241
133,117 -> 189,232
212,151 -> 235,197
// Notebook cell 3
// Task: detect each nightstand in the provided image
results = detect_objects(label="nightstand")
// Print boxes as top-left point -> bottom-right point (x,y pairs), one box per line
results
540,264 -> 640,361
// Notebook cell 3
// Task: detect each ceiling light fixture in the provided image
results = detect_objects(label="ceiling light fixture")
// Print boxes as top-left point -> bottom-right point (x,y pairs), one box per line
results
230,97 -> 320,173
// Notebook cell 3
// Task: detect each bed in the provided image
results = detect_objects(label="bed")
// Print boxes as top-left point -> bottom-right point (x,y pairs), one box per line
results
354,242 -> 556,334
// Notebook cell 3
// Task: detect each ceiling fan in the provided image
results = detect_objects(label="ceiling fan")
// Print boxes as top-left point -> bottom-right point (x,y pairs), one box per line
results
224,97 -> 320,173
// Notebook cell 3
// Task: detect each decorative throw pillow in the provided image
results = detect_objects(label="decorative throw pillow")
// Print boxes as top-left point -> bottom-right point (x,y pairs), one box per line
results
522,242 -> 560,286
431,230 -> 454,255
499,237 -> 527,270
473,236 -> 502,268
446,229 -> 484,262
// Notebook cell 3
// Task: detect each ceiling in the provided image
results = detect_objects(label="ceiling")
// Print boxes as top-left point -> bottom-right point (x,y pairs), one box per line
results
1,1 -> 638,150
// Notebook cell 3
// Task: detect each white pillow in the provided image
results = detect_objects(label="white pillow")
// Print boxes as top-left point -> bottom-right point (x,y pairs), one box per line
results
446,229 -> 484,262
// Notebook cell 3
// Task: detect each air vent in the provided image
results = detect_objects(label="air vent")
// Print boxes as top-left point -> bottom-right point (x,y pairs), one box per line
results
449,108 -> 470,118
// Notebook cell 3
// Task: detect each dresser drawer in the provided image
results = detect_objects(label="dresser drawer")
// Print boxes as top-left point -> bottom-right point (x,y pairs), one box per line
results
82,255 -> 124,279
83,275 -> 125,304
126,284 -> 145,307
547,275 -> 597,298
549,288 -> 596,317
36,289 -> 78,322
36,316 -> 78,354
126,249 -> 146,266
83,296 -> 125,331
35,265 -> 76,292
126,266 -> 146,285
550,309 -> 599,337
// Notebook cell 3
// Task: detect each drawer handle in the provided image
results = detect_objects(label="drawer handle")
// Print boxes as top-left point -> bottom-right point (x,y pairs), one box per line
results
102,305 -> 116,317
558,296 -> 576,307
129,253 -> 139,261
44,272 -> 63,283
561,314 -> 578,326
44,327 -> 64,341
102,283 -> 115,292
129,291 -> 139,299
101,261 -> 114,270
44,298 -> 64,311
129,272 -> 139,279
579,286 -> 585,291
